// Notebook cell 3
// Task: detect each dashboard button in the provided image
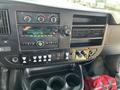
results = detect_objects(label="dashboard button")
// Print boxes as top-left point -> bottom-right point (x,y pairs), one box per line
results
23,60 -> 27,64
38,56 -> 42,59
12,57 -> 19,63
66,52 -> 69,56
43,59 -> 47,62
48,59 -> 51,61
22,57 -> 27,60
37,41 -> 44,47
43,55 -> 47,59
38,59 -> 42,62
48,54 -> 52,58
66,57 -> 69,60
33,56 -> 37,59
33,60 -> 37,63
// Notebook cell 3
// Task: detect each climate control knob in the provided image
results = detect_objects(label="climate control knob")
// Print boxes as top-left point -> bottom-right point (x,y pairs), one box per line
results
37,15 -> 45,23
50,16 -> 57,23
24,15 -> 32,23
37,41 -> 44,47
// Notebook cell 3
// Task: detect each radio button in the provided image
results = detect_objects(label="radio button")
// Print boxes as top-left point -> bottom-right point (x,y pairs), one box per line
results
37,41 -> 44,47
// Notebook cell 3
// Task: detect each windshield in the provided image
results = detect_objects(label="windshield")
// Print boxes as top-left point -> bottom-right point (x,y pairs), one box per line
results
68,0 -> 120,24
68,0 -> 120,11
13,0 -> 120,24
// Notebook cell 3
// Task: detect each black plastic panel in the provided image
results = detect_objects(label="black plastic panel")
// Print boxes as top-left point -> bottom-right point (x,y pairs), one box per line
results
0,1 -> 108,68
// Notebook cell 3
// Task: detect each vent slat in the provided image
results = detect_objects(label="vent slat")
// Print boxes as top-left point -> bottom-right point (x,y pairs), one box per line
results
72,14 -> 106,25
0,10 -> 10,35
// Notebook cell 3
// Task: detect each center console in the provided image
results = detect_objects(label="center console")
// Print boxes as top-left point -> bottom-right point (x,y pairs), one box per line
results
16,11 -> 71,67
0,1 -> 109,90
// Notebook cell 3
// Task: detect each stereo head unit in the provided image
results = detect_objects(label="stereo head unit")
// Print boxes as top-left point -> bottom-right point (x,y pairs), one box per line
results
17,11 -> 71,51
18,25 -> 59,50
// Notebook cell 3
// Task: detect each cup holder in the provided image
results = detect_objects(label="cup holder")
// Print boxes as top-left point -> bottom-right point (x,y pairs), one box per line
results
65,73 -> 81,90
29,73 -> 82,90
48,76 -> 65,90
30,79 -> 47,90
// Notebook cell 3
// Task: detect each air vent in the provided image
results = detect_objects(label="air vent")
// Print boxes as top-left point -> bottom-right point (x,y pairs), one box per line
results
72,14 -> 106,25
72,26 -> 105,38
71,14 -> 107,47
0,10 -> 10,35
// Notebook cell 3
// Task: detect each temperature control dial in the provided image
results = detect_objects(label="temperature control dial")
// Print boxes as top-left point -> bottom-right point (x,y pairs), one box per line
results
37,15 -> 45,23
24,15 -> 32,23
50,15 -> 57,23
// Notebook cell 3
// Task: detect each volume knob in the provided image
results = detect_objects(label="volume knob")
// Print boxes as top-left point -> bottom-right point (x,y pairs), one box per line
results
37,41 -> 44,47
63,25 -> 71,36
65,29 -> 71,36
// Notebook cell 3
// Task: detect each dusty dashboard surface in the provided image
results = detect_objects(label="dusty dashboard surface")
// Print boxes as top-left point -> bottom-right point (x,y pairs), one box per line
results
0,0 -> 109,68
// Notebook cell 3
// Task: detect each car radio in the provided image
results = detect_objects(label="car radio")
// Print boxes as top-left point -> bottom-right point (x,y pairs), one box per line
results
18,25 -> 59,50
17,12 -> 71,50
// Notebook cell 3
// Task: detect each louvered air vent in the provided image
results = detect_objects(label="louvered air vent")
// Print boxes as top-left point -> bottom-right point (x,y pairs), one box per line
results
72,14 -> 106,25
0,10 -> 10,35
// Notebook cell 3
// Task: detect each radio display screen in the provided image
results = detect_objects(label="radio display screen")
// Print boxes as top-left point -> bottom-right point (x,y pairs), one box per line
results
22,26 -> 55,37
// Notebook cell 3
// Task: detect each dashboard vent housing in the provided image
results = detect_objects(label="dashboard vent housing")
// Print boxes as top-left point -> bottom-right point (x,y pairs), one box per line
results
72,14 -> 106,25
71,14 -> 107,47
0,10 -> 10,35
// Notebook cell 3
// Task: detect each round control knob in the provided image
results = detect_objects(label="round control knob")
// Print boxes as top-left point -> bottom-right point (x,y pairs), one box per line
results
37,41 -> 44,47
50,16 -> 57,23
65,29 -> 71,36
24,15 -> 32,23
12,57 -> 19,63
37,15 -> 45,23
63,25 -> 71,36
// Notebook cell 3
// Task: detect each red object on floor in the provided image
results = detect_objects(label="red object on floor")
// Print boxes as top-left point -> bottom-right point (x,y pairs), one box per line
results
84,75 -> 117,90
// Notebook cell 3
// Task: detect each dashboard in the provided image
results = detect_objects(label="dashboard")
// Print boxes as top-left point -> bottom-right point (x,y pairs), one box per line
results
0,1 -> 108,68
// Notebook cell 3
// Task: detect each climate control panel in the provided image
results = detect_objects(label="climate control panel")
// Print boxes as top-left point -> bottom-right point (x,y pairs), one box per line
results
17,12 -> 60,24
